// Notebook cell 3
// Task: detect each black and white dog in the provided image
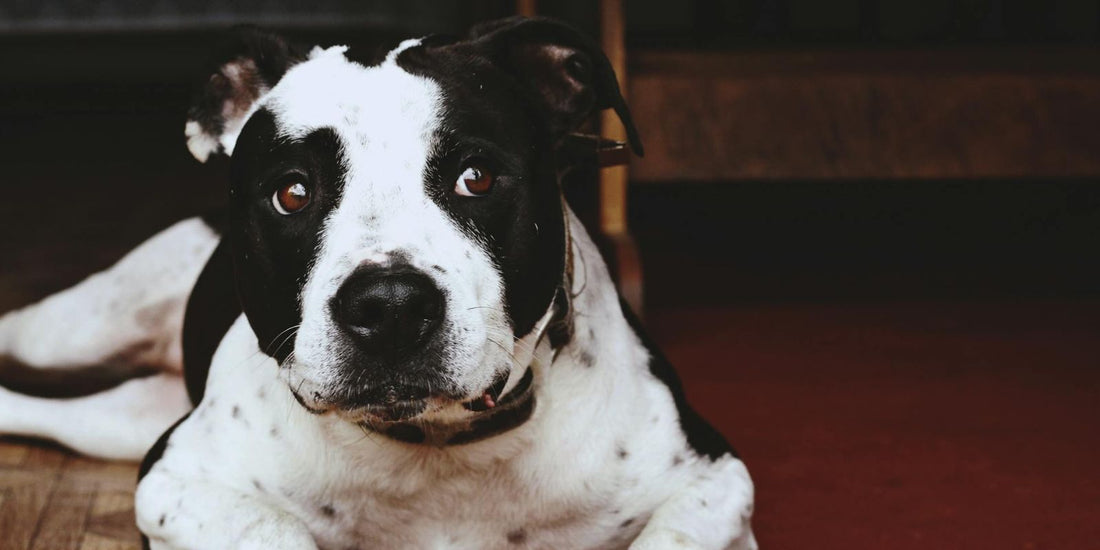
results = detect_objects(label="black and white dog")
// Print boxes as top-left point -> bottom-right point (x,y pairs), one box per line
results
0,18 -> 755,549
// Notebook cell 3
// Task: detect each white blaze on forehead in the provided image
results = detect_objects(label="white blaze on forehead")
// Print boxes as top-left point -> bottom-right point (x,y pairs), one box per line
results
263,42 -> 440,147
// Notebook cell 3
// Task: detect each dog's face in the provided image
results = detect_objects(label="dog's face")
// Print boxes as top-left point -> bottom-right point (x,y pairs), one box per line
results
185,19 -> 640,425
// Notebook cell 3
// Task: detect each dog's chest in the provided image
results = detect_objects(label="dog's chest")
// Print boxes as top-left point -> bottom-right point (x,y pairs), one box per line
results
286,447 -> 649,550
179,315 -> 689,549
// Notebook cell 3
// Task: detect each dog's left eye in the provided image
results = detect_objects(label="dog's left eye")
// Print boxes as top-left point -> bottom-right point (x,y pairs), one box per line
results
272,180 -> 311,215
454,164 -> 494,197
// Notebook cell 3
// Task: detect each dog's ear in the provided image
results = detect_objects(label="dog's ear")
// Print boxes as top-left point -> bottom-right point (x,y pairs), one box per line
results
185,26 -> 306,162
469,16 -> 643,156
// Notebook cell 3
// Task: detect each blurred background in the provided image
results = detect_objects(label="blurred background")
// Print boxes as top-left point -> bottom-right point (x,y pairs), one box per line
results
1,1 -> 1098,549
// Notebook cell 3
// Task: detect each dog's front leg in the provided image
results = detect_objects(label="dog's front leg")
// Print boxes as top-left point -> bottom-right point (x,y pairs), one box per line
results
136,469 -> 317,550
630,456 -> 757,550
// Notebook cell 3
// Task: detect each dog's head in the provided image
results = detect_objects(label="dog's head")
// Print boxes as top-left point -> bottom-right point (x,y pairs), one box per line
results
186,17 -> 640,427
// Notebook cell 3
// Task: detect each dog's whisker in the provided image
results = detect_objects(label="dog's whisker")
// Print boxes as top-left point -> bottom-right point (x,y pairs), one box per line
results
266,324 -> 301,354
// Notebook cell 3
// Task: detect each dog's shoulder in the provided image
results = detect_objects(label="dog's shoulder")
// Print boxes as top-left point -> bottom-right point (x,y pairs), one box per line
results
618,298 -> 739,461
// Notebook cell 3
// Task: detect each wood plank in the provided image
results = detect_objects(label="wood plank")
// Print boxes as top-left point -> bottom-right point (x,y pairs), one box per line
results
80,533 -> 139,550
628,48 -> 1100,181
30,456 -> 96,550
63,458 -> 138,493
86,489 -> 141,547
89,490 -> 133,517
600,0 -> 631,233
0,440 -> 29,467
0,446 -> 66,550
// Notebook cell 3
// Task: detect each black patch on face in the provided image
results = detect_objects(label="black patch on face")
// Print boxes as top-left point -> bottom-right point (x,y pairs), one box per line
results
619,299 -> 740,461
229,108 -> 348,361
620,517 -> 635,528
395,44 -> 567,340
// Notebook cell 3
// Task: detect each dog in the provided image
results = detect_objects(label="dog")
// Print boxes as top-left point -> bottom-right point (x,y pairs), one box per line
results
0,17 -> 756,549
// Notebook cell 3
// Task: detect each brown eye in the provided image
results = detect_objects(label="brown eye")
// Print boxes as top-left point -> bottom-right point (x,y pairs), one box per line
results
455,164 -> 494,197
272,181 -> 311,215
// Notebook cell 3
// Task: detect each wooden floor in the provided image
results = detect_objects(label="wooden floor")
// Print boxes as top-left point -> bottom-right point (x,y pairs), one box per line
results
0,440 -> 139,550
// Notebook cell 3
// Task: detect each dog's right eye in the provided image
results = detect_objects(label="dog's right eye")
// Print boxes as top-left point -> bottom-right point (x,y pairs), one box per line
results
272,180 -> 311,215
454,163 -> 494,197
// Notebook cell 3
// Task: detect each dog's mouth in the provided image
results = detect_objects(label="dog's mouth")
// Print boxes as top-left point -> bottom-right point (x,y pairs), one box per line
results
289,369 -> 515,423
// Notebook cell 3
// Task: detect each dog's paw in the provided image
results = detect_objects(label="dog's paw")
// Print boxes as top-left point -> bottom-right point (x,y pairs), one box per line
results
630,526 -> 758,550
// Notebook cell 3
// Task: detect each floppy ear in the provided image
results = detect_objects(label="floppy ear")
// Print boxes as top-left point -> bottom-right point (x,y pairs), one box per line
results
185,26 -> 305,162
468,16 -> 644,156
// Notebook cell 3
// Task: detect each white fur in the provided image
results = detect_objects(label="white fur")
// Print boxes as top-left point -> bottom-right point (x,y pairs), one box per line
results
185,120 -> 218,163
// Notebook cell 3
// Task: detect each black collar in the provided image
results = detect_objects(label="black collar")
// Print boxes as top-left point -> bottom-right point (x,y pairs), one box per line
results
359,367 -> 536,446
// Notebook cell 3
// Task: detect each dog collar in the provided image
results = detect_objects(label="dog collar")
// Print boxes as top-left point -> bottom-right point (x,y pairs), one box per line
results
361,367 -> 536,446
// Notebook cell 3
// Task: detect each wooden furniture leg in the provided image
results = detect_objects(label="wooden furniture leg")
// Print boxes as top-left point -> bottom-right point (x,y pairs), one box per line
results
598,0 -> 644,316
516,0 -> 644,315
516,0 -> 536,17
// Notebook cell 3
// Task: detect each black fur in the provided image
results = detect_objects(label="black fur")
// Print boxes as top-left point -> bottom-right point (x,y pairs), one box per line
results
228,109 -> 347,362
619,299 -> 739,461
467,17 -> 643,155
395,16 -> 642,339
181,238 -> 240,405
188,26 -> 306,159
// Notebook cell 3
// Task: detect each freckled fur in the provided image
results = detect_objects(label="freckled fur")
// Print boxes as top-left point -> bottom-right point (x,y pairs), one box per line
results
137,215 -> 755,549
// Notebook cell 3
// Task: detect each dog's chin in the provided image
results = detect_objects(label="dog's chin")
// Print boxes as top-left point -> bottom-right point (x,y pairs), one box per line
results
287,369 -> 513,424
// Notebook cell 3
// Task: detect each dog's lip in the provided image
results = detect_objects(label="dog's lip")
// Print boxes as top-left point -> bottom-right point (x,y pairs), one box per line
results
353,372 -> 509,419
289,373 -> 517,420
463,370 -> 510,412
358,399 -> 430,422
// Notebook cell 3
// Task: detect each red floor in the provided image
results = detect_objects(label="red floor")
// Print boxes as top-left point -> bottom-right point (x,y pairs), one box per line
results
649,300 -> 1100,549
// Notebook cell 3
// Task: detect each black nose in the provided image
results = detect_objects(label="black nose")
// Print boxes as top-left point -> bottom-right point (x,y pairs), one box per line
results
330,267 -> 445,354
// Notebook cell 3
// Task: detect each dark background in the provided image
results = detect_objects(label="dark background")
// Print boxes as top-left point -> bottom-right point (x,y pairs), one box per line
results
2,0 -> 1099,307
1,2 -> 1098,549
